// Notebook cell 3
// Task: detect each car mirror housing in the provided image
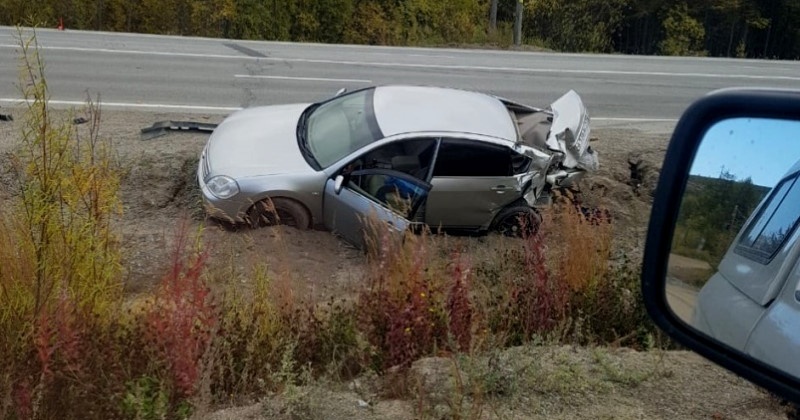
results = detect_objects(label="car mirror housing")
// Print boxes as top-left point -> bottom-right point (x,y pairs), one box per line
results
643,88 -> 800,404
333,175 -> 345,195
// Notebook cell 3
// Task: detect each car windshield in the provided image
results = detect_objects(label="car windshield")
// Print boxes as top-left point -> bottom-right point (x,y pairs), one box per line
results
303,88 -> 382,168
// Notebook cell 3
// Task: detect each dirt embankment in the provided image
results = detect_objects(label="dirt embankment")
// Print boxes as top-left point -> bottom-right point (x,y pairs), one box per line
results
206,345 -> 787,420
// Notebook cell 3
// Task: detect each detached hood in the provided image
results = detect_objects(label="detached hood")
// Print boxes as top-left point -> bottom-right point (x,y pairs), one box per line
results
205,104 -> 315,178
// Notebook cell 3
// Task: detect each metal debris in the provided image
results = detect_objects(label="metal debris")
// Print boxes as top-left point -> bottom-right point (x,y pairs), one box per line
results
0,107 -> 12,122
140,120 -> 218,140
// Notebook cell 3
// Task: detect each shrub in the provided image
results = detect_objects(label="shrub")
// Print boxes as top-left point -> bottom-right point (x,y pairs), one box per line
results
354,199 -> 659,372
357,219 -> 453,370
0,31 -> 128,419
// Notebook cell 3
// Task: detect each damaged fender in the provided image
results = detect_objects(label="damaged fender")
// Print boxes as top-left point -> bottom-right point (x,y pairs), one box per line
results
514,143 -> 553,207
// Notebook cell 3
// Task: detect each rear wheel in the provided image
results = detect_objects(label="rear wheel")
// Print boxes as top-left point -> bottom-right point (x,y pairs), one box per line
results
493,204 -> 542,237
247,198 -> 311,230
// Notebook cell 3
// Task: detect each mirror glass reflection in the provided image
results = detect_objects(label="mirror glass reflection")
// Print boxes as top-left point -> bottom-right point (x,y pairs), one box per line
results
667,117 -> 800,379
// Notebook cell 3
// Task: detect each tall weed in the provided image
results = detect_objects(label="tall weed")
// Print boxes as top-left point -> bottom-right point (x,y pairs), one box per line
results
0,30 -> 126,418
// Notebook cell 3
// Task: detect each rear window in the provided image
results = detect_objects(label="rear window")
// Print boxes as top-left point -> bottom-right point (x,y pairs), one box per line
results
432,139 -> 515,177
736,173 -> 800,264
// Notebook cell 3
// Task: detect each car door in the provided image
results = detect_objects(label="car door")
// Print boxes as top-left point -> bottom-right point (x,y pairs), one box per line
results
323,168 -> 432,248
426,138 -> 529,230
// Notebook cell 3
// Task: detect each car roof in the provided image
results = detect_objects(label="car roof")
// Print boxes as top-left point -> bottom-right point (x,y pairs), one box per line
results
372,85 -> 518,142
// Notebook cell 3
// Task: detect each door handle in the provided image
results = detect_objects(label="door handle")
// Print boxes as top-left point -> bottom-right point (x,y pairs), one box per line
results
491,185 -> 514,192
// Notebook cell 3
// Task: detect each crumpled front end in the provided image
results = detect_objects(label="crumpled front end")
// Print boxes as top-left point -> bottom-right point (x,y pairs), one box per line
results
548,90 -> 598,172
513,90 -> 600,208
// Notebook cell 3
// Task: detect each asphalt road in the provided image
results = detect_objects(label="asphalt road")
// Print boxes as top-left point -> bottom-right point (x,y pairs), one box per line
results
666,279 -> 699,324
2,26 -> 800,127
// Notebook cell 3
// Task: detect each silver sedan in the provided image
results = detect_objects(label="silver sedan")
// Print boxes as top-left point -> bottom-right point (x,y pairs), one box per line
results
198,85 -> 597,246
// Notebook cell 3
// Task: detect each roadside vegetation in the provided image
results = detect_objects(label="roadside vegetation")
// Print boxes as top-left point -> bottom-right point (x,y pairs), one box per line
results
0,37 -> 677,419
672,171 -> 768,269
2,0 -> 799,59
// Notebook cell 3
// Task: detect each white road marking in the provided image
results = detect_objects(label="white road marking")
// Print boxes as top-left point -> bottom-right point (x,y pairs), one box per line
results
406,53 -> 458,59
593,117 -> 678,122
0,44 -> 245,60
234,74 -> 372,83
0,98 -> 242,112
1,43 -> 798,81
353,51 -> 458,59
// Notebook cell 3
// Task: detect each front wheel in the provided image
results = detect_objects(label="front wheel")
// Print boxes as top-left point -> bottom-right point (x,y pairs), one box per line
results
247,198 -> 311,230
493,205 -> 542,237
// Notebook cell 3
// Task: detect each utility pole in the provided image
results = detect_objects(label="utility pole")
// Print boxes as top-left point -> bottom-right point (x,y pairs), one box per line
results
514,0 -> 524,46
490,0 -> 499,32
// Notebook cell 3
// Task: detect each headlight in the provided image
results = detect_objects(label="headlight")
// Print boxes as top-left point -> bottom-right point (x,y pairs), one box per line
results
206,175 -> 240,199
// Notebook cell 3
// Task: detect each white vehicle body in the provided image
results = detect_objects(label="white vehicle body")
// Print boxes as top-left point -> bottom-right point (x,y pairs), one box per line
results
198,85 -> 598,246
693,158 -> 800,377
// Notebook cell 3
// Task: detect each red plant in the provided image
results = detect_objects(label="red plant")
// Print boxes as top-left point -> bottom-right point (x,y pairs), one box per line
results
383,280 -> 442,368
34,290 -> 83,379
12,380 -> 32,420
359,226 -> 484,369
146,223 -> 217,398
495,230 -> 570,345
359,228 -> 450,370
523,232 -> 568,333
447,252 -> 472,351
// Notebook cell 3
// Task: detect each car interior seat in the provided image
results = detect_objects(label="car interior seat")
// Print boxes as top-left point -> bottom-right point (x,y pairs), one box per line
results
364,155 -> 423,215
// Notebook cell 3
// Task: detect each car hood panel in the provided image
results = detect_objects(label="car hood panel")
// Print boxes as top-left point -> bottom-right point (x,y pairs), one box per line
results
206,104 -> 314,178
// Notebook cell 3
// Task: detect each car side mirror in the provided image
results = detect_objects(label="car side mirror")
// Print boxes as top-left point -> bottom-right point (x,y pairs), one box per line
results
333,175 -> 345,195
643,88 -> 800,404
335,88 -> 347,97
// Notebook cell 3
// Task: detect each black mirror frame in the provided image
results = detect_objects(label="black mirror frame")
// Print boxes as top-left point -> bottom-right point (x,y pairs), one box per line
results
643,88 -> 800,404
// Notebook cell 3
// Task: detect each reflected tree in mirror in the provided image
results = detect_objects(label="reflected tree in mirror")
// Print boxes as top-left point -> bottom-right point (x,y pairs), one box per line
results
666,117 -> 800,381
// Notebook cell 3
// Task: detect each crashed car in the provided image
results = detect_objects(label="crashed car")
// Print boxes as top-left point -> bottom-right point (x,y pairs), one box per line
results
198,85 -> 598,246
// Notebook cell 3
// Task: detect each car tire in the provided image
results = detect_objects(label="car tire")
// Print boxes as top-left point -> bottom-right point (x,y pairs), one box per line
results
493,204 -> 542,237
247,198 -> 311,230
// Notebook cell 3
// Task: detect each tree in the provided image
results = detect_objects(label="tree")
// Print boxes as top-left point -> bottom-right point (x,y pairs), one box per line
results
675,170 -> 767,264
0,0 -> 798,59
513,0 -> 523,46
527,0 -> 628,52
490,0 -> 499,31
659,3 -> 705,56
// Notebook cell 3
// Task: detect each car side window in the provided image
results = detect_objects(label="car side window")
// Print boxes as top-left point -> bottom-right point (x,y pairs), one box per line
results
347,138 -> 437,181
347,169 -> 430,218
338,138 -> 437,218
736,173 -> 800,263
432,139 -> 527,177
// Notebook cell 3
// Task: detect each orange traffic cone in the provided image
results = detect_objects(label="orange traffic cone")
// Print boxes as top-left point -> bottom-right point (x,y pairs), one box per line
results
57,17 -> 64,31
